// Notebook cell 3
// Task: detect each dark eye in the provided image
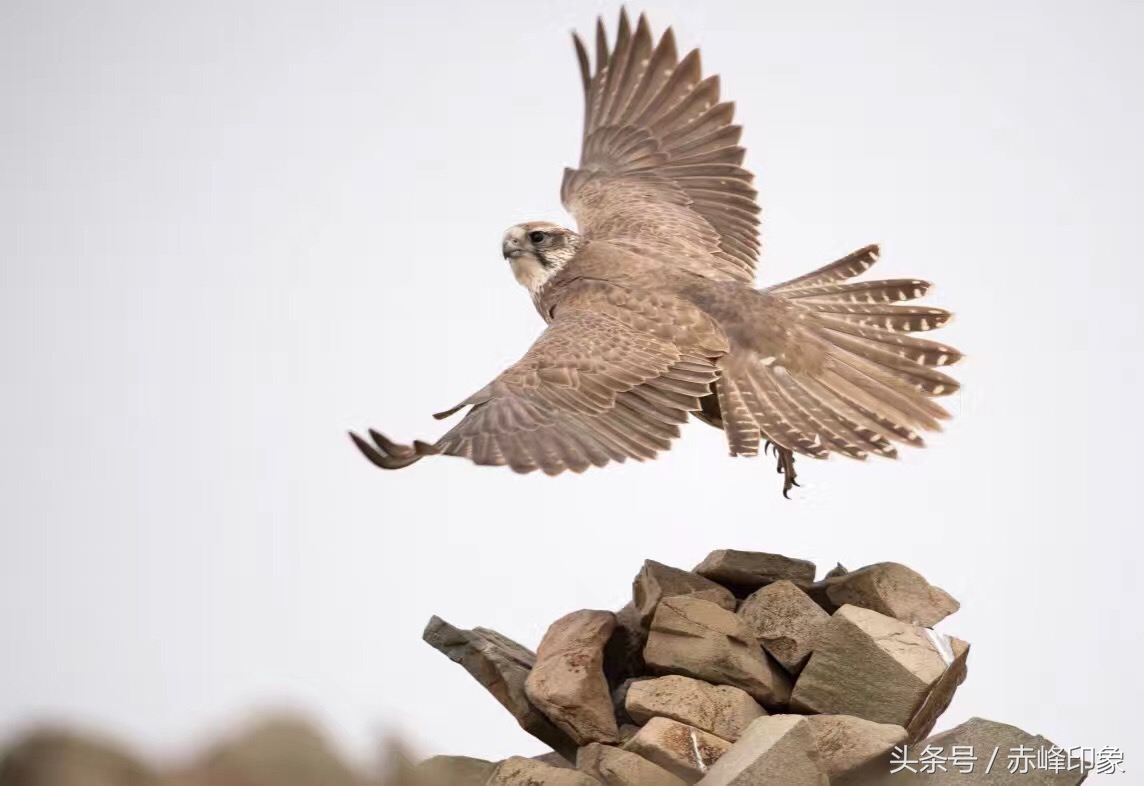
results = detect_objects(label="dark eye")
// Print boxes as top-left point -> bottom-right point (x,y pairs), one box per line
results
528,230 -> 546,244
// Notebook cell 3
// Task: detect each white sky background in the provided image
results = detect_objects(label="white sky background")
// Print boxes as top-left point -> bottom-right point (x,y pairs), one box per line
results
1,0 -> 1142,773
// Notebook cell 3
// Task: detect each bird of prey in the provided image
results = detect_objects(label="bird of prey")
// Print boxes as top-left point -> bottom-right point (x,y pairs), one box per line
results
352,10 -> 962,495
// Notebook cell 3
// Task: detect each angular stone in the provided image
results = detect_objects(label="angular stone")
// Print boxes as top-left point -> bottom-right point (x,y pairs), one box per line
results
804,715 -> 907,782
422,616 -> 578,760
526,610 -> 620,745
694,550 -> 816,594
907,635 -> 971,742
603,602 -> 648,689
789,606 -> 952,727
626,675 -> 766,742
577,742 -> 688,786
696,715 -> 828,786
634,560 -> 737,626
623,717 -> 731,783
408,754 -> 497,786
0,730 -> 159,786
644,596 -> 792,708
737,580 -> 830,675
928,717 -> 1085,783
488,756 -> 602,785
824,563 -> 960,627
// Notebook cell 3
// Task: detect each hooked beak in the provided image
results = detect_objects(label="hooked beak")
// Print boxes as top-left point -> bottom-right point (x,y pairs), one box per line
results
502,238 -> 523,259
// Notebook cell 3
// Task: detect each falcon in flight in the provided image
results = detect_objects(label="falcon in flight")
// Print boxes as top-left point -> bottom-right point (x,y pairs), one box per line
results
352,10 -> 962,495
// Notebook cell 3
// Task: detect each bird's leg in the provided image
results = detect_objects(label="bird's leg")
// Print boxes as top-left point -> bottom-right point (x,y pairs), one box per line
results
349,429 -> 438,470
765,440 -> 799,498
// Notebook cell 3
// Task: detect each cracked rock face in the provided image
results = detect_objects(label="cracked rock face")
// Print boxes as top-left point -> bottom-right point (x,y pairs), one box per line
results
526,610 -> 621,746
634,560 -> 738,626
790,605 -> 953,727
695,715 -> 829,786
823,563 -> 960,628
737,580 -> 830,675
644,596 -> 792,709
625,675 -> 765,742
577,742 -> 687,786
804,714 -> 908,782
622,717 -> 731,784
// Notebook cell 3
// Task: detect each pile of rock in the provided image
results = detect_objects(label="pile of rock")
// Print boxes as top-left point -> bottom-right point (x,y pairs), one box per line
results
0,549 -> 1089,785
415,550 -> 1086,785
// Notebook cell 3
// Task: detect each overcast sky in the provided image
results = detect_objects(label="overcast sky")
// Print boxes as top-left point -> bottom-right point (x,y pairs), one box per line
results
2,0 -> 1142,773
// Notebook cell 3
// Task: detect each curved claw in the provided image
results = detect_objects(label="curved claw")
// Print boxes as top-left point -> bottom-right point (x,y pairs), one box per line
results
349,429 -> 438,470
764,440 -> 799,499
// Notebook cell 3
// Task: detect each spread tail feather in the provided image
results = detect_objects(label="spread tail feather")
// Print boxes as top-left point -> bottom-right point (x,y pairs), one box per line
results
718,244 -> 962,464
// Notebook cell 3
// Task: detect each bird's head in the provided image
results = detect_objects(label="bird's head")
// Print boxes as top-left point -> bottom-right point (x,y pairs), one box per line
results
502,222 -> 582,294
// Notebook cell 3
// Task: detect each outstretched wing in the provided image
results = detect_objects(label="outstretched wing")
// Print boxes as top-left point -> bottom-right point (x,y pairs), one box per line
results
351,305 -> 724,476
562,10 -> 761,283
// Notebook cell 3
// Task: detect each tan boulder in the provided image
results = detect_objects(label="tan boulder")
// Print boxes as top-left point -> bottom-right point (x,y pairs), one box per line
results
644,596 -> 792,708
179,716 -> 361,786
737,580 -> 830,675
625,675 -> 765,742
422,616 -> 578,760
790,606 -> 954,727
634,560 -> 737,626
823,563 -> 960,627
0,729 -> 159,786
526,610 -> 620,745
910,717 -> 1087,784
577,742 -> 687,786
487,756 -> 601,785
694,550 -> 816,594
804,715 -> 907,782
623,717 -> 731,784
695,715 -> 828,785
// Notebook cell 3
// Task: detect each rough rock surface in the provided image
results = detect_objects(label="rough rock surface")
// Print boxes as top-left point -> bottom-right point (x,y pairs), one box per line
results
907,635 -> 971,742
737,580 -> 830,674
695,715 -> 829,786
634,560 -> 737,625
790,605 -> 952,726
623,717 -> 732,783
487,755 -> 601,785
577,742 -> 687,786
804,714 -> 908,782
526,610 -> 620,745
823,563 -> 960,627
625,675 -> 765,742
644,596 -> 792,708
907,717 -> 1089,784
422,615 -> 578,759
694,550 -> 817,594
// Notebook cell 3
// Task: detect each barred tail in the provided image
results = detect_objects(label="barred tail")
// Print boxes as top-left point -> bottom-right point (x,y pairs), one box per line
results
715,245 -> 963,466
